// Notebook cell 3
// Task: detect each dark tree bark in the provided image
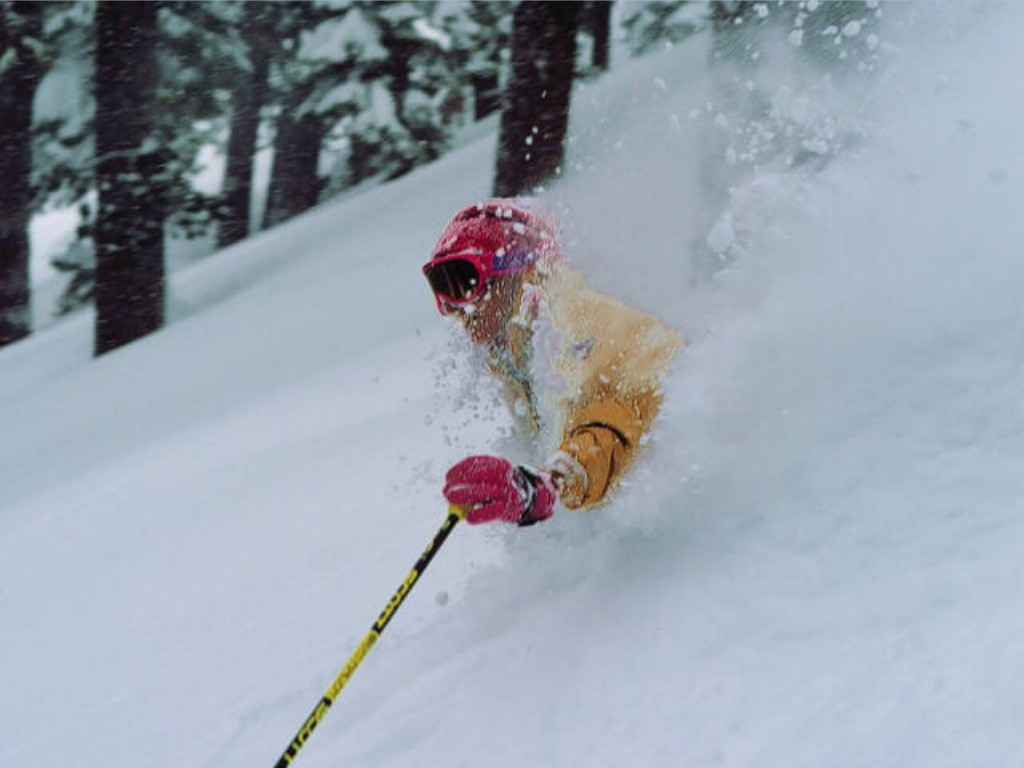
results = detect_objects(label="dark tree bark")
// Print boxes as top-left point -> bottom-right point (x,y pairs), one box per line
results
471,73 -> 501,120
382,27 -> 411,129
93,1 -> 166,356
0,1 -> 45,348
589,1 -> 612,72
493,1 -> 580,197
218,26 -> 271,249
262,108 -> 326,229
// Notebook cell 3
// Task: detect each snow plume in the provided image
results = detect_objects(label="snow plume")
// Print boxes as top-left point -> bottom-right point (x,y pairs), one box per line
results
582,1 -> 1024,551
531,11 -> 1024,762
429,322 -> 513,454
560,4 -> 892,290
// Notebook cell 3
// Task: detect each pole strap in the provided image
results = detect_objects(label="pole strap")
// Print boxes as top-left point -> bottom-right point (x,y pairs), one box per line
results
273,505 -> 466,768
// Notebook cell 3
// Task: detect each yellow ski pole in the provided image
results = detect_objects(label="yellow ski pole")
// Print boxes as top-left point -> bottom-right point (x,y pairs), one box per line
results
273,504 -> 466,768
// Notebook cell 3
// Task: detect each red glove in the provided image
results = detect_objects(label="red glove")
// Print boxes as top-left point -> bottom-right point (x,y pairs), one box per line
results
443,455 -> 557,526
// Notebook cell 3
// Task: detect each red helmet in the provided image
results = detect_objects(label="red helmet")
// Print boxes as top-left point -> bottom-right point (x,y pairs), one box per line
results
423,199 -> 560,314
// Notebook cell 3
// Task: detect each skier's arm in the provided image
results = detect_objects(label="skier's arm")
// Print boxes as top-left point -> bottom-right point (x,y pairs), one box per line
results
545,273 -> 684,509
549,395 -> 651,509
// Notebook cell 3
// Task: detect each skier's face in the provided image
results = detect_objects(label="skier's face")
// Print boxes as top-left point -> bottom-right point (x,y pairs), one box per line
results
451,274 -> 519,345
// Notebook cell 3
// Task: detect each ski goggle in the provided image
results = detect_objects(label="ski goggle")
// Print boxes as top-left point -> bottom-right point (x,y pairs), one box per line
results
422,250 -> 534,314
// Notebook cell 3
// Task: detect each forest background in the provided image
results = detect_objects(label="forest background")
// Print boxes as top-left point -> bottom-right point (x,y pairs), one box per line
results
0,0 -> 873,355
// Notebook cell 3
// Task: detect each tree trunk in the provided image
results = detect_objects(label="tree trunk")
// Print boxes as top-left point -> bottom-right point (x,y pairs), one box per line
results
262,108 -> 326,229
218,31 -> 271,249
0,2 -> 45,348
493,1 -> 580,198
590,1 -> 612,73
93,1 -> 166,356
471,73 -> 501,120
384,32 -> 411,130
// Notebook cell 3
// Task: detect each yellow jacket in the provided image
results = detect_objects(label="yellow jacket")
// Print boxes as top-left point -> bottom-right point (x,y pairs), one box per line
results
486,263 -> 683,509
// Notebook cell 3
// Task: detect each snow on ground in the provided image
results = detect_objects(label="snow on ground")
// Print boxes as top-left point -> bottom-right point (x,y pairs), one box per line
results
3,4 -> 1024,767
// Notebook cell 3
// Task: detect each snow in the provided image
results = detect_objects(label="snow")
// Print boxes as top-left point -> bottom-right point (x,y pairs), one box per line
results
299,9 -> 387,64
33,56 -> 90,126
29,205 -> 78,283
412,17 -> 451,51
4,4 -> 1024,768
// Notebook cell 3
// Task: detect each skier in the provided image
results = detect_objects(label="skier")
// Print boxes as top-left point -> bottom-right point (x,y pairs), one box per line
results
422,199 -> 683,526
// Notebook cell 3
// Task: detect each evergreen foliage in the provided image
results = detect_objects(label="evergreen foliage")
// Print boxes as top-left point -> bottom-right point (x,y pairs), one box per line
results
9,0 -> 539,329
0,1 -> 46,346
621,1 -> 705,55
437,0 -> 512,120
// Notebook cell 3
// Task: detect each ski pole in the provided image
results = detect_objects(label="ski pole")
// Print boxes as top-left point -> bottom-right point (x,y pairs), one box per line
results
273,504 -> 466,768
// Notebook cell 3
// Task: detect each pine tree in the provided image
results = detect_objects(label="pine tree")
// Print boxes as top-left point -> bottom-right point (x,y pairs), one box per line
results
263,1 -> 457,222
157,1 -> 250,243
0,1 -> 45,347
40,2 -> 247,315
621,1 -> 703,56
343,1 -> 453,187
263,2 -> 369,227
438,1 -> 513,121
93,0 -> 166,355
217,2 -> 276,247
33,3 -> 98,316
493,1 -> 580,197
263,108 -> 326,228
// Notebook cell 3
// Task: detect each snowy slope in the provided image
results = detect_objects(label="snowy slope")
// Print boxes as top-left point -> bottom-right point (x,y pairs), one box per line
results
4,4 -> 1024,767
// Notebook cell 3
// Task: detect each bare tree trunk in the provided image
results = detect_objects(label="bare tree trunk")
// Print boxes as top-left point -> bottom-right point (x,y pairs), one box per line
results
218,30 -> 271,249
0,1 -> 44,348
263,108 -> 326,229
94,0 -> 166,356
471,73 -> 501,120
589,1 -> 612,73
493,1 -> 580,197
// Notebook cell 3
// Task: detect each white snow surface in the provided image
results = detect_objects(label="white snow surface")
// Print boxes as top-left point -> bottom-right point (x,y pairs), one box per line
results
4,5 -> 1024,767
